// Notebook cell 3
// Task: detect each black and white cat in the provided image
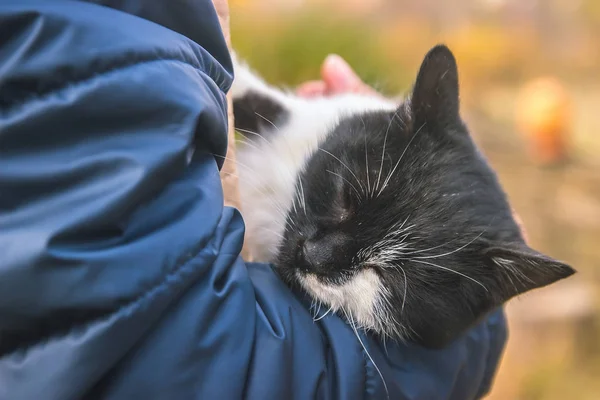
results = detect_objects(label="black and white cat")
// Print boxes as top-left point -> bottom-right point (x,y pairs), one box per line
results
231,45 -> 575,349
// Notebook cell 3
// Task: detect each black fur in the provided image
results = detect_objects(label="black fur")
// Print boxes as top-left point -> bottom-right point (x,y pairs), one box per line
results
234,45 -> 575,349
233,91 -> 289,137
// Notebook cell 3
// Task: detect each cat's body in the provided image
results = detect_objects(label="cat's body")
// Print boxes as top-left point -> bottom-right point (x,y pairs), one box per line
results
231,45 -> 574,349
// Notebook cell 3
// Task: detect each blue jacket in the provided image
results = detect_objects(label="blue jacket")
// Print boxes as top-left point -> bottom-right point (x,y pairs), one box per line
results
0,1 -> 507,399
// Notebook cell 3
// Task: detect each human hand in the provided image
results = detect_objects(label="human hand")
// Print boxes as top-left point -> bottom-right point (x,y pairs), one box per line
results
296,54 -> 379,98
297,54 -> 529,242
212,0 -> 230,41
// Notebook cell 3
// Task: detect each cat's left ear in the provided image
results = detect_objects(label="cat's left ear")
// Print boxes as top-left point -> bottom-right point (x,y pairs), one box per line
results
410,45 -> 460,129
484,244 -> 575,299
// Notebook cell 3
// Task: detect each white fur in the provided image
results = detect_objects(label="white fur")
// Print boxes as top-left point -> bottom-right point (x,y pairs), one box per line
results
298,269 -> 388,330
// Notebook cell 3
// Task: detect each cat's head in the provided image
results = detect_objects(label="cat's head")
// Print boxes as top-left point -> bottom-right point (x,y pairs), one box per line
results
237,45 -> 575,348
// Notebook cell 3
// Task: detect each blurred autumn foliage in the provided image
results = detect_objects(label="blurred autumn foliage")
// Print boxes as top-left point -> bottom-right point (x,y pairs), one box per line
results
231,0 -> 600,85
516,77 -> 572,165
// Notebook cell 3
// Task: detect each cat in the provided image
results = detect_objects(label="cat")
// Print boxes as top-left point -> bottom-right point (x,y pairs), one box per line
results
230,44 -> 575,349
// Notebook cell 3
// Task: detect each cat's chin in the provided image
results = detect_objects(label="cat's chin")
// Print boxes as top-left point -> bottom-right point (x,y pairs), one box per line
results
294,269 -> 408,340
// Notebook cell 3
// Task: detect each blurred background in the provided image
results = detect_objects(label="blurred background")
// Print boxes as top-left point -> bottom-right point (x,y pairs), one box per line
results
229,0 -> 600,398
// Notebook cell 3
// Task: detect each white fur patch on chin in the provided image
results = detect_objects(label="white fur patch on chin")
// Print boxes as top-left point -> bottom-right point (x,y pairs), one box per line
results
298,269 -> 386,332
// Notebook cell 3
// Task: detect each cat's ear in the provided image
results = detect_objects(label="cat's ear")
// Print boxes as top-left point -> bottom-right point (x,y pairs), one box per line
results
416,244 -> 574,349
231,55 -> 290,138
485,244 -> 575,299
410,45 -> 460,129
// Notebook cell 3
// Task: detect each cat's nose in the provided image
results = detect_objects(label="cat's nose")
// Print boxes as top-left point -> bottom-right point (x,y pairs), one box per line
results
297,233 -> 353,274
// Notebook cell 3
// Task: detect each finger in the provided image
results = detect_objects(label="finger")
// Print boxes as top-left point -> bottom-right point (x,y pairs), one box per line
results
322,54 -> 381,97
512,210 -> 529,243
321,54 -> 364,94
297,80 -> 327,97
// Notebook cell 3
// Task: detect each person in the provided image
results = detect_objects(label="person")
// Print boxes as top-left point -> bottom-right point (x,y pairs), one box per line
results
297,54 -> 382,98
0,1 -> 507,399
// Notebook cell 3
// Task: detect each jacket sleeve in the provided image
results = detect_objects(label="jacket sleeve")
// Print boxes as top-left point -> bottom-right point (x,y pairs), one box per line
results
0,1 -> 507,399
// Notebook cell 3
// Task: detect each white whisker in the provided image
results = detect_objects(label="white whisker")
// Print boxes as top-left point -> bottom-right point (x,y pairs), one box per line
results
259,226 -> 285,240
375,110 -> 398,195
235,137 -> 263,154
213,153 -> 260,176
235,127 -> 273,148
216,154 -> 302,212
398,264 -> 408,314
255,112 -> 280,132
364,135 -> 371,197
400,235 -> 462,256
311,299 -> 322,320
385,214 -> 412,237
314,305 -> 334,322
344,309 -> 389,400
326,170 -> 362,200
297,176 -> 307,214
409,259 -> 489,292
409,228 -> 488,260
319,148 -> 365,195
378,122 -> 427,197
